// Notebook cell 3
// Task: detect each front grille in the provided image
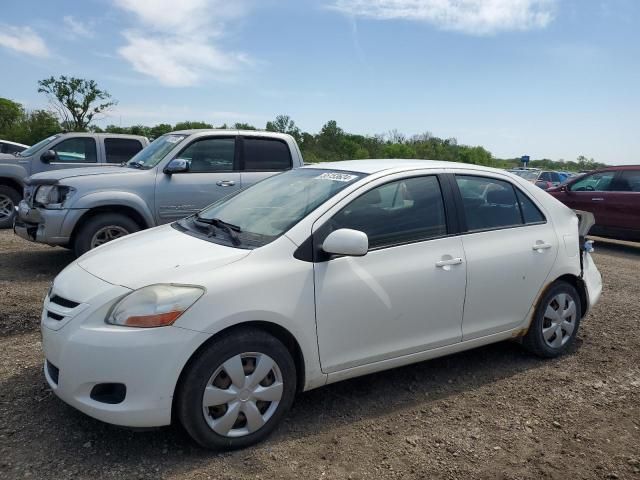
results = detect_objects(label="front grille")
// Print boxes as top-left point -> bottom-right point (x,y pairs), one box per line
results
49,295 -> 80,309
46,360 -> 59,385
47,311 -> 64,321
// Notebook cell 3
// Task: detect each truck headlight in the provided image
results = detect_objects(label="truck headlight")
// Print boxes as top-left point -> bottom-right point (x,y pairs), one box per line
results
34,185 -> 75,208
106,284 -> 205,328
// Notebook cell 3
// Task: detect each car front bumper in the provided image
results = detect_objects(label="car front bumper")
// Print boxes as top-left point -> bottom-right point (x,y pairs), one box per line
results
14,200 -> 87,246
41,264 -> 212,428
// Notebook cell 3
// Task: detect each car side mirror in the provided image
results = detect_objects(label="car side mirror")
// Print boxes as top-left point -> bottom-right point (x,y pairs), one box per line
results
322,229 -> 368,257
164,158 -> 190,174
41,150 -> 57,164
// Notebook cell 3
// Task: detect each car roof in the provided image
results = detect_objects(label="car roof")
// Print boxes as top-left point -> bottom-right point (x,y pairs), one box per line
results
303,159 -> 509,175
171,129 -> 293,141
0,139 -> 29,147
592,165 -> 640,171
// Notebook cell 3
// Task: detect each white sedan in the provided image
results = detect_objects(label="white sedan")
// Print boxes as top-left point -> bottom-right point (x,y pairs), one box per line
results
41,160 -> 602,449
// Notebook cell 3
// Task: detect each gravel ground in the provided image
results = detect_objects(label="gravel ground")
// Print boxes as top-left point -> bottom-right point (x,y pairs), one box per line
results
1,230 -> 639,479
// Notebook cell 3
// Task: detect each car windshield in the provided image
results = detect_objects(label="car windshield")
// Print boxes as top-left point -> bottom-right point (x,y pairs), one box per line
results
125,134 -> 187,169
176,168 -> 366,248
18,135 -> 60,157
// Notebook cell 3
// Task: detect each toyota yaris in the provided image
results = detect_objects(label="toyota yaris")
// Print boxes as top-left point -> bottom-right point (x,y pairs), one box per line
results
41,160 -> 602,449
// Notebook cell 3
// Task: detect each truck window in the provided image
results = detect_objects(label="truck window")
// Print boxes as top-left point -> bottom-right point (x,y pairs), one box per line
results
243,138 -> 292,171
52,137 -> 97,163
178,137 -> 235,172
105,138 -> 144,164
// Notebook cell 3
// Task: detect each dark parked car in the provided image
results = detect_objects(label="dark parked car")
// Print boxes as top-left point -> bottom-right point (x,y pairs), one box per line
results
547,166 -> 640,241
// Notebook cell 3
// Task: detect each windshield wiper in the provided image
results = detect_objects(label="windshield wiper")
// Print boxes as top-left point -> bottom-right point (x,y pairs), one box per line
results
127,161 -> 145,169
194,215 -> 242,246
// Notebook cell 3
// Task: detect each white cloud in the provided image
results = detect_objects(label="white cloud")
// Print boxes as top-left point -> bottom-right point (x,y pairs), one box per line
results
0,25 -> 50,57
328,0 -> 556,35
113,0 -> 250,86
63,16 -> 93,38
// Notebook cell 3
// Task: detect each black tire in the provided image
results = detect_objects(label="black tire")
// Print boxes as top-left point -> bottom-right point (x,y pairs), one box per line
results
177,328 -> 297,450
0,185 -> 21,229
523,281 -> 582,358
73,213 -> 140,257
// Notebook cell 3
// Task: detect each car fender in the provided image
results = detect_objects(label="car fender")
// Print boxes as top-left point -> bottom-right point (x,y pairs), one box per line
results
71,191 -> 156,228
0,165 -> 28,189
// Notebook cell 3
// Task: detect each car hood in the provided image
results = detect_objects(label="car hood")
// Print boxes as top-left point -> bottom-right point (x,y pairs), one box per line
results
28,166 -> 147,183
77,224 -> 251,289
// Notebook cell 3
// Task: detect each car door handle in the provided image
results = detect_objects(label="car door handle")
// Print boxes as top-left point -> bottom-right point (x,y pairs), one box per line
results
216,180 -> 236,187
532,243 -> 553,251
591,197 -> 604,201
435,258 -> 463,268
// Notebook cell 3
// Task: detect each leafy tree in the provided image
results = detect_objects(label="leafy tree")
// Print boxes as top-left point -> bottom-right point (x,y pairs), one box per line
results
0,98 -> 23,133
234,122 -> 256,130
37,76 -> 117,131
173,121 -> 213,131
149,123 -> 173,139
266,115 -> 301,142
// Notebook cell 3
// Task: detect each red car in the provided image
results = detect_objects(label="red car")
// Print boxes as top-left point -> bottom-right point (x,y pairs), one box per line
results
547,165 -> 640,241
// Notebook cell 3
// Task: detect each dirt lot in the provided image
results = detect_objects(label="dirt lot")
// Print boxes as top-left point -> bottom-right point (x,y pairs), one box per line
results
0,230 -> 638,480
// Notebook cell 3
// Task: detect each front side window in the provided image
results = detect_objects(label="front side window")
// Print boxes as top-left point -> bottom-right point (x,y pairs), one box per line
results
570,171 -> 615,192
456,175 -> 522,231
105,138 -> 144,164
324,176 -> 447,249
243,138 -> 292,171
178,137 -> 235,173
52,137 -> 97,163
177,168 -> 366,248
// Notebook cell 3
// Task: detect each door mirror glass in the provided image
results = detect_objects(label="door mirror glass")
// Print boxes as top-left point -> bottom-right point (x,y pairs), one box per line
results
322,228 -> 369,257
164,158 -> 190,174
40,150 -> 57,163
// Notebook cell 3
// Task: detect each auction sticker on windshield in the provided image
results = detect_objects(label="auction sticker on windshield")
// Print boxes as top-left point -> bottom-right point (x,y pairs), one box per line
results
315,172 -> 359,182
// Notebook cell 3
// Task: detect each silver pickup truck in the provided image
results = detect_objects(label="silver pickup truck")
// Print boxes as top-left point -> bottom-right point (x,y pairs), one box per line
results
0,132 -> 148,228
15,129 -> 304,256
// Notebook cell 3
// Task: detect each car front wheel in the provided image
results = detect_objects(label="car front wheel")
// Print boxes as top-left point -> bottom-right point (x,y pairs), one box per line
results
73,213 -> 140,257
0,185 -> 21,229
523,281 -> 582,358
177,328 -> 297,450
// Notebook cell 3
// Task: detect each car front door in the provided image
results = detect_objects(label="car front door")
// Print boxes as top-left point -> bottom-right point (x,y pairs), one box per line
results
154,136 -> 241,223
313,174 -> 466,373
453,174 -> 558,340
562,171 -> 617,232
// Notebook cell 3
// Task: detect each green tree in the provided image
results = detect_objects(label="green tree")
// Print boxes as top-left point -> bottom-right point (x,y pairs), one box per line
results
37,76 -> 117,131
149,123 -> 173,139
234,122 -> 257,130
173,121 -> 213,131
266,115 -> 301,142
0,98 -> 23,134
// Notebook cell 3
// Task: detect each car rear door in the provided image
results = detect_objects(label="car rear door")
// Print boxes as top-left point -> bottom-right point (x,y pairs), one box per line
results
238,136 -> 294,189
452,173 -> 558,340
599,169 -> 640,236
313,173 -> 466,373
154,136 -> 241,223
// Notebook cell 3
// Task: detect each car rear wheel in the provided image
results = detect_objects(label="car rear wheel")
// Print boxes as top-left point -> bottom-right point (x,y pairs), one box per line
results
523,281 -> 582,358
73,213 -> 140,257
0,186 -> 21,229
177,328 -> 297,450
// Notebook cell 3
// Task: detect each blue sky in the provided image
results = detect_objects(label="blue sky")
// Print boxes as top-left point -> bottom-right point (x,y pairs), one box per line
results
1,0 -> 638,164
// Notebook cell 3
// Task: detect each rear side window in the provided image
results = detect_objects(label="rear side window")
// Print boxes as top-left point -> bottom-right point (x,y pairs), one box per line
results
456,176 -> 517,231
52,137 -> 97,163
243,138 -> 292,171
105,138 -> 144,164
325,175 -> 447,249
612,170 -> 640,192
515,190 -> 545,224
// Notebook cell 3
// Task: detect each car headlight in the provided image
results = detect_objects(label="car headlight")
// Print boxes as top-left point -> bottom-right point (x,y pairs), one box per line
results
106,284 -> 205,328
34,185 -> 75,208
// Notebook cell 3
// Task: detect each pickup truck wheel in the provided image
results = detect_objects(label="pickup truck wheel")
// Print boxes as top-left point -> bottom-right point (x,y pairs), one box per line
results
0,186 -> 21,229
177,329 -> 297,450
73,213 -> 140,257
